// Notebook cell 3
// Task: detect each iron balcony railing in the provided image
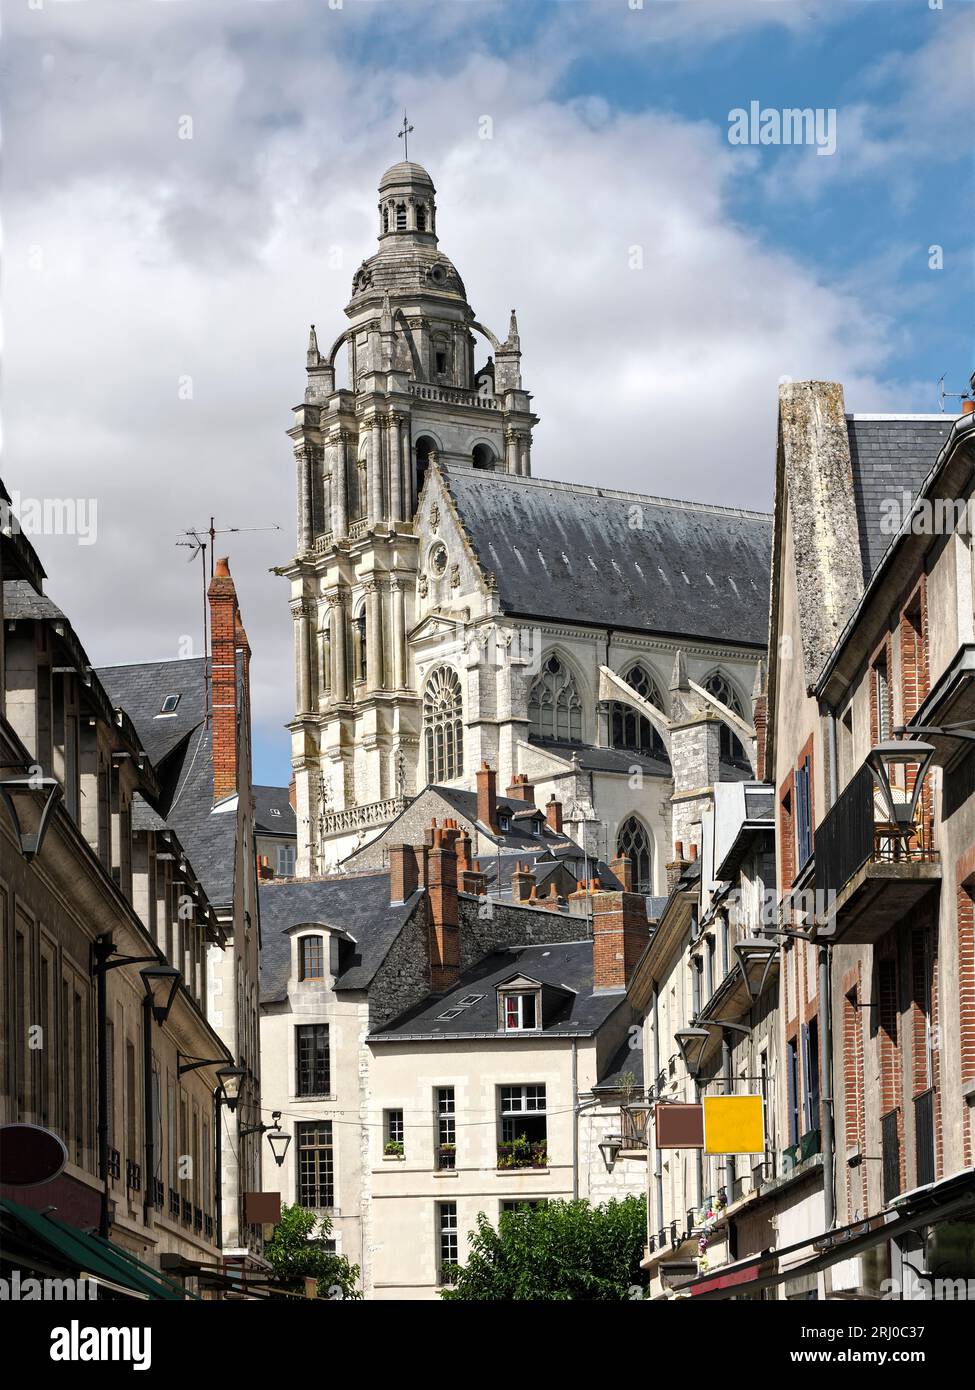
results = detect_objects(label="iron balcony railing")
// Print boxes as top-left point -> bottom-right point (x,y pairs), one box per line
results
108,1148 -> 121,1181
816,761 -> 936,903
881,1109 -> 901,1205
914,1088 -> 936,1188
125,1160 -> 141,1192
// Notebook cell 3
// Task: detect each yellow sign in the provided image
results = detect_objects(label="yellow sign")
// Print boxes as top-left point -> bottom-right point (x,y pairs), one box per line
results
703,1095 -> 765,1155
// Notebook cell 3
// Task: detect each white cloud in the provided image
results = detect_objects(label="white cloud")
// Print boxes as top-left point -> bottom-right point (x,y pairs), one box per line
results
0,1 -> 931,778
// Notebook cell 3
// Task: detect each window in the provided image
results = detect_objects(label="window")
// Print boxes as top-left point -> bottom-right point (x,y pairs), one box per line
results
703,670 -> 748,763
385,1109 -> 404,1152
616,816 -> 652,894
500,1199 -> 547,1214
437,1201 -> 458,1284
395,202 -> 407,230
501,991 -> 537,1032
874,653 -> 891,741
277,844 -> 296,877
269,808 -> 281,818
424,667 -> 464,783
786,1037 -> 800,1147
158,694 -> 181,715
354,608 -> 367,682
297,1122 -> 334,1208
528,655 -> 583,744
299,936 -> 325,981
416,204 -> 427,232
382,206 -> 389,233
499,1084 -> 547,1146
435,349 -> 447,375
611,665 -> 666,757
436,1086 -> 455,1169
295,1024 -> 331,1096
126,1038 -> 137,1166
804,1017 -> 820,1133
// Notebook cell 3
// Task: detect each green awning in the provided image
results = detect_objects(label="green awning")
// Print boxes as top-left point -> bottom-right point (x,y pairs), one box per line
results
0,1197 -> 192,1300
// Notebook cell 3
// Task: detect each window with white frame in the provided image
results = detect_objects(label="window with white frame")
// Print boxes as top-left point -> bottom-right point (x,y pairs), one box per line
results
384,1109 -> 404,1153
298,935 -> 324,981
498,1084 -> 547,1149
500,990 -> 538,1032
437,1201 -> 458,1284
276,844 -> 296,876
436,1087 -> 455,1169
297,1121 -> 334,1208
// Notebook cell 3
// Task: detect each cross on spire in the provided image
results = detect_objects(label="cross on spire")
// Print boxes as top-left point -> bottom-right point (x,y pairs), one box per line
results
397,110 -> 414,161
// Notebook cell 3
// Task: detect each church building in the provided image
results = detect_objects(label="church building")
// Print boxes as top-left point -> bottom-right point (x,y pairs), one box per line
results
278,158 -> 773,891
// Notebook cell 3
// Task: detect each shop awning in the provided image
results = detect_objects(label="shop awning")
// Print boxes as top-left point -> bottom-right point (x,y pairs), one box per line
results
0,1197 -> 195,1300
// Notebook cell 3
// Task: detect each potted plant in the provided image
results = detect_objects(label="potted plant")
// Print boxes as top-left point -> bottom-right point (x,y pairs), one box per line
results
383,1139 -> 404,1158
438,1143 -> 456,1170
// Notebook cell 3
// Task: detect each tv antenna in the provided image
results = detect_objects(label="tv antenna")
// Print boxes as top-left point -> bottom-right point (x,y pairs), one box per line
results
176,517 -> 282,721
937,374 -> 973,413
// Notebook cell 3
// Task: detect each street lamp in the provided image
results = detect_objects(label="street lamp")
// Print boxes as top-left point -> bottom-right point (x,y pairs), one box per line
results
240,1111 -> 292,1168
216,1065 -> 246,1114
598,1136 -> 622,1172
140,964 -> 181,1025
0,763 -> 62,862
866,738 -> 936,839
734,938 -> 779,1000
674,1026 -> 712,1078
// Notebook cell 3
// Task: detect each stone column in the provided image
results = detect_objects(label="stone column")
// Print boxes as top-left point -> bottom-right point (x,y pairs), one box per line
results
519,432 -> 531,477
390,578 -> 406,689
388,412 -> 403,522
505,428 -> 519,475
365,580 -> 384,692
329,592 -> 348,702
292,599 -> 312,712
296,446 -> 313,550
333,431 -> 349,540
319,617 -> 332,701
400,417 -> 412,516
369,416 -> 383,526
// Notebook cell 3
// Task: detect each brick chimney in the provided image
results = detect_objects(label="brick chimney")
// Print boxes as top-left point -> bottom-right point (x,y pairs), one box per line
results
511,861 -> 536,902
567,880 -> 591,917
591,890 -> 650,989
666,841 -> 690,894
609,854 -> 633,892
506,772 -> 535,803
461,858 -> 487,896
428,826 -> 459,991
545,794 -> 563,835
208,556 -> 249,803
389,844 -> 420,905
476,761 -> 499,833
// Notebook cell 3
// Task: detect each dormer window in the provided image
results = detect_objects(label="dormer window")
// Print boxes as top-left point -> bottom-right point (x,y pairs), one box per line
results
498,813 -> 511,832
158,694 -> 181,715
502,991 -> 538,1032
299,935 -> 325,981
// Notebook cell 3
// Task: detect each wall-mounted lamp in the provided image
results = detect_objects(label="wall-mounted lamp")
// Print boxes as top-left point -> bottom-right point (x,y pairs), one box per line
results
0,762 -> 62,862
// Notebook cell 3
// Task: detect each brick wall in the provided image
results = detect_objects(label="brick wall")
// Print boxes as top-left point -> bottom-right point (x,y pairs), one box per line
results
876,945 -> 905,1195
958,874 -> 975,1168
208,558 -> 241,803
842,965 -> 867,1220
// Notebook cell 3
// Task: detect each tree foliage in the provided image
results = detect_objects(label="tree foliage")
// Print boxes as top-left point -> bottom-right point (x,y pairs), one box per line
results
441,1195 -> 647,1300
264,1203 -> 362,1301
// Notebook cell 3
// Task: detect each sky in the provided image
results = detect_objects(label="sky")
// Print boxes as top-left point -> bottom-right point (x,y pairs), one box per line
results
4,0 -> 973,786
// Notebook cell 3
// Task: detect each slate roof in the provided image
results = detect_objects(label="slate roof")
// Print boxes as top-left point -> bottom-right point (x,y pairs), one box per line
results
97,657 -> 207,766
254,785 -> 297,838
259,873 -> 421,1001
370,940 -> 626,1041
97,657 -> 239,909
441,467 -> 772,646
595,1034 -> 645,1092
847,416 -> 954,581
527,739 -> 672,778
3,579 -> 65,622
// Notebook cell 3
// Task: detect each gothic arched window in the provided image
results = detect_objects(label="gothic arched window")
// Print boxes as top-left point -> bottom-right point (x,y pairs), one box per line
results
416,204 -> 427,232
703,669 -> 748,764
395,202 -> 407,230
424,667 -> 464,784
528,655 -> 583,744
617,816 -> 652,894
611,664 -> 666,758
382,206 -> 389,234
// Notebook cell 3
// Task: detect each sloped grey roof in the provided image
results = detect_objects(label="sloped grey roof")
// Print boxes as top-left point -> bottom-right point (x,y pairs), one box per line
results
595,1034 -> 645,1092
98,657 -> 207,766
370,940 -> 625,1041
3,579 -> 65,621
254,785 -> 297,837
847,416 -> 954,580
259,873 -> 421,1002
527,739 -> 672,778
442,468 -> 772,645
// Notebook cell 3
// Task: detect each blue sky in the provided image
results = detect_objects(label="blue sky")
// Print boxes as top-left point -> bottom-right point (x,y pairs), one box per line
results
4,0 -> 972,786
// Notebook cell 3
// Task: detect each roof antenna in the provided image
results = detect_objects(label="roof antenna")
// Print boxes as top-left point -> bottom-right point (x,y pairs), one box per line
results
937,373 -> 972,413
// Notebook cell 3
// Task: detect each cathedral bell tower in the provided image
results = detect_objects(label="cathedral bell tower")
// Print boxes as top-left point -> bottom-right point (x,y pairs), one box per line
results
282,156 -> 539,873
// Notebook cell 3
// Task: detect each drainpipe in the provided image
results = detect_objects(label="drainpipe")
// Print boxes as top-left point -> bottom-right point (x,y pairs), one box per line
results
822,705 -> 837,1231
571,1040 -> 579,1199
652,985 -> 663,1229
722,1030 -> 733,1195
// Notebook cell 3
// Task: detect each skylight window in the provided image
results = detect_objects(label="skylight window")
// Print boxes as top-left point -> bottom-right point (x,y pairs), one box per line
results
157,694 -> 181,715
269,808 -> 281,817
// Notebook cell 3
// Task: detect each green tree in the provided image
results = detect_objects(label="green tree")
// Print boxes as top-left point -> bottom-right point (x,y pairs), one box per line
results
441,1195 -> 647,1300
264,1203 -> 362,1301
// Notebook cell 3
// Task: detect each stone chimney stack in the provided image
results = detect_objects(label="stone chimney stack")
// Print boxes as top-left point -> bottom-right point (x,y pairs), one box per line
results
609,854 -> 633,892
752,663 -> 768,782
511,861 -> 536,902
476,761 -> 499,833
592,890 -> 651,989
427,826 -> 459,991
778,381 -> 865,683
207,556 -> 248,804
666,841 -> 691,894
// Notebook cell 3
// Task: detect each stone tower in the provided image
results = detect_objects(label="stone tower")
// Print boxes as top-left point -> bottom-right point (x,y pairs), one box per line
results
282,159 -> 538,874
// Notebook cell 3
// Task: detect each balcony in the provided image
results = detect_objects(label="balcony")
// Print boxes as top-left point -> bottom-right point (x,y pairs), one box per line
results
814,762 -> 940,943
108,1148 -> 121,1181
781,1128 -> 821,1175
125,1160 -> 141,1192
319,796 -> 408,838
